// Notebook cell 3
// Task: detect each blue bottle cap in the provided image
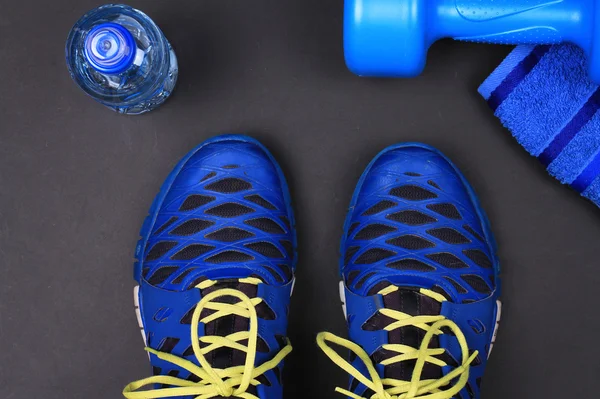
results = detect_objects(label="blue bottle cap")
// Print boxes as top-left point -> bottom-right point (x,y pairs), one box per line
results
84,22 -> 136,74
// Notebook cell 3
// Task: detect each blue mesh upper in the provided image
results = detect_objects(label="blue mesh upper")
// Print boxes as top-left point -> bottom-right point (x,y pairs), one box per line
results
339,143 -> 501,399
341,145 -> 497,302
133,135 -> 296,399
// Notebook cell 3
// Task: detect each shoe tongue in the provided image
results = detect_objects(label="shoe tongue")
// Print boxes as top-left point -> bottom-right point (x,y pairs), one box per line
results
195,279 -> 272,397
199,267 -> 272,285
202,278 -> 259,299
198,279 -> 268,387
367,283 -> 447,382
364,274 -> 458,302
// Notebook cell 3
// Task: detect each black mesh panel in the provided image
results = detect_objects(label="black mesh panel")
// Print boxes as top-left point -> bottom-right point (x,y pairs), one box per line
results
346,270 -> 360,285
427,180 -> 441,189
427,228 -> 470,244
354,224 -> 397,240
426,203 -> 461,220
354,272 -> 376,289
386,235 -> 435,250
205,178 -> 252,193
146,241 -> 178,261
153,217 -> 178,235
387,211 -> 437,226
279,240 -> 294,258
147,266 -> 179,285
172,268 -> 197,284
244,194 -> 277,210
386,259 -> 435,272
362,200 -> 397,216
171,244 -> 215,260
206,227 -> 255,242
200,172 -> 217,182
390,185 -> 438,201
344,246 -> 360,264
444,276 -> 468,293
278,264 -> 293,281
463,249 -> 492,269
463,224 -> 485,242
205,250 -> 254,263
426,252 -> 469,269
245,242 -> 285,258
169,219 -> 215,236
179,195 -> 216,211
354,248 -> 396,264
263,266 -> 283,283
461,275 -> 492,294
244,218 -> 285,234
205,203 -> 254,217
347,222 -> 360,236
158,337 -> 180,354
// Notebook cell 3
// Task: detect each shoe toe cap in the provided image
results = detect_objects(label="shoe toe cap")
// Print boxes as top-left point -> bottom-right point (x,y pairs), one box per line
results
355,144 -> 475,218
162,137 -> 285,212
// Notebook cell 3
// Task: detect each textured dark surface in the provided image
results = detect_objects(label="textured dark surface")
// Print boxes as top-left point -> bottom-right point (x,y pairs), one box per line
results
1,1 -> 599,398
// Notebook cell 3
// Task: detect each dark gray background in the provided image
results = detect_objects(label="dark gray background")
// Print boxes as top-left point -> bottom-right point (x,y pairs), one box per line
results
1,1 -> 599,398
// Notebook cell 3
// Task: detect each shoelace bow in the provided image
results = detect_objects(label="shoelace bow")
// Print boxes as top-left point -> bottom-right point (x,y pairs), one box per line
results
123,277 -> 292,399
317,286 -> 477,399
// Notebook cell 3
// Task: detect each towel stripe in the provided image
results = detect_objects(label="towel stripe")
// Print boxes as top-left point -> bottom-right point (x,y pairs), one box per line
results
478,45 -> 536,100
538,88 -> 600,167
487,45 -> 551,112
571,151 -> 600,193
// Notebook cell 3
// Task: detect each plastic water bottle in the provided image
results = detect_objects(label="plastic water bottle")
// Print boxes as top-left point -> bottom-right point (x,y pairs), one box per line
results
65,4 -> 178,115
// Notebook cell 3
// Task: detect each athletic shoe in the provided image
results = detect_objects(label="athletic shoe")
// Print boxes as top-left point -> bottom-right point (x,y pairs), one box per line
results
317,143 -> 501,399
124,134 -> 297,399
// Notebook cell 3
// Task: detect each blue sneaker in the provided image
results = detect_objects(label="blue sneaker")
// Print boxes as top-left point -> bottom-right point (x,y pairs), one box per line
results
124,135 -> 297,399
317,143 -> 501,399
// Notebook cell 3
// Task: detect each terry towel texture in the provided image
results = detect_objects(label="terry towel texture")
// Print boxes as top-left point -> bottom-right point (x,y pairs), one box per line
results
479,44 -> 600,207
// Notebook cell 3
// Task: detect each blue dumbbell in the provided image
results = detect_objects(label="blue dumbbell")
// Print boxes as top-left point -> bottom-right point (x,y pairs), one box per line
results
345,0 -> 600,81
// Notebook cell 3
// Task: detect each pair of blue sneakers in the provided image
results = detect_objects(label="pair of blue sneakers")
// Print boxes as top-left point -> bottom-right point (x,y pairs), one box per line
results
123,135 -> 501,399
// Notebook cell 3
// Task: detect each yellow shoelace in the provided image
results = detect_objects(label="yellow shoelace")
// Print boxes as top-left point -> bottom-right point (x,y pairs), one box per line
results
317,286 -> 477,399
123,277 -> 292,399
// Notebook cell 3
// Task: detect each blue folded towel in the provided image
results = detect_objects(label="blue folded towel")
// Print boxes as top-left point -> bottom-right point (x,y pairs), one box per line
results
479,44 -> 600,207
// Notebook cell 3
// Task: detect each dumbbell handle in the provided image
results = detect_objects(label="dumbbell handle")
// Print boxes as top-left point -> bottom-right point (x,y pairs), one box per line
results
345,0 -> 600,81
433,0 -> 593,47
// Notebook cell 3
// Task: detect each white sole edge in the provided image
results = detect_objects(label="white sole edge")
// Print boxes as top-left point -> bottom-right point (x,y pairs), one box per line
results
339,280 -> 347,320
488,299 -> 502,358
133,285 -> 147,346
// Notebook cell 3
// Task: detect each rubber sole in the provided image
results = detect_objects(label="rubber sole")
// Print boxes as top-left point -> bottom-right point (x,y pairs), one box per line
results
488,299 -> 502,358
133,285 -> 147,346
